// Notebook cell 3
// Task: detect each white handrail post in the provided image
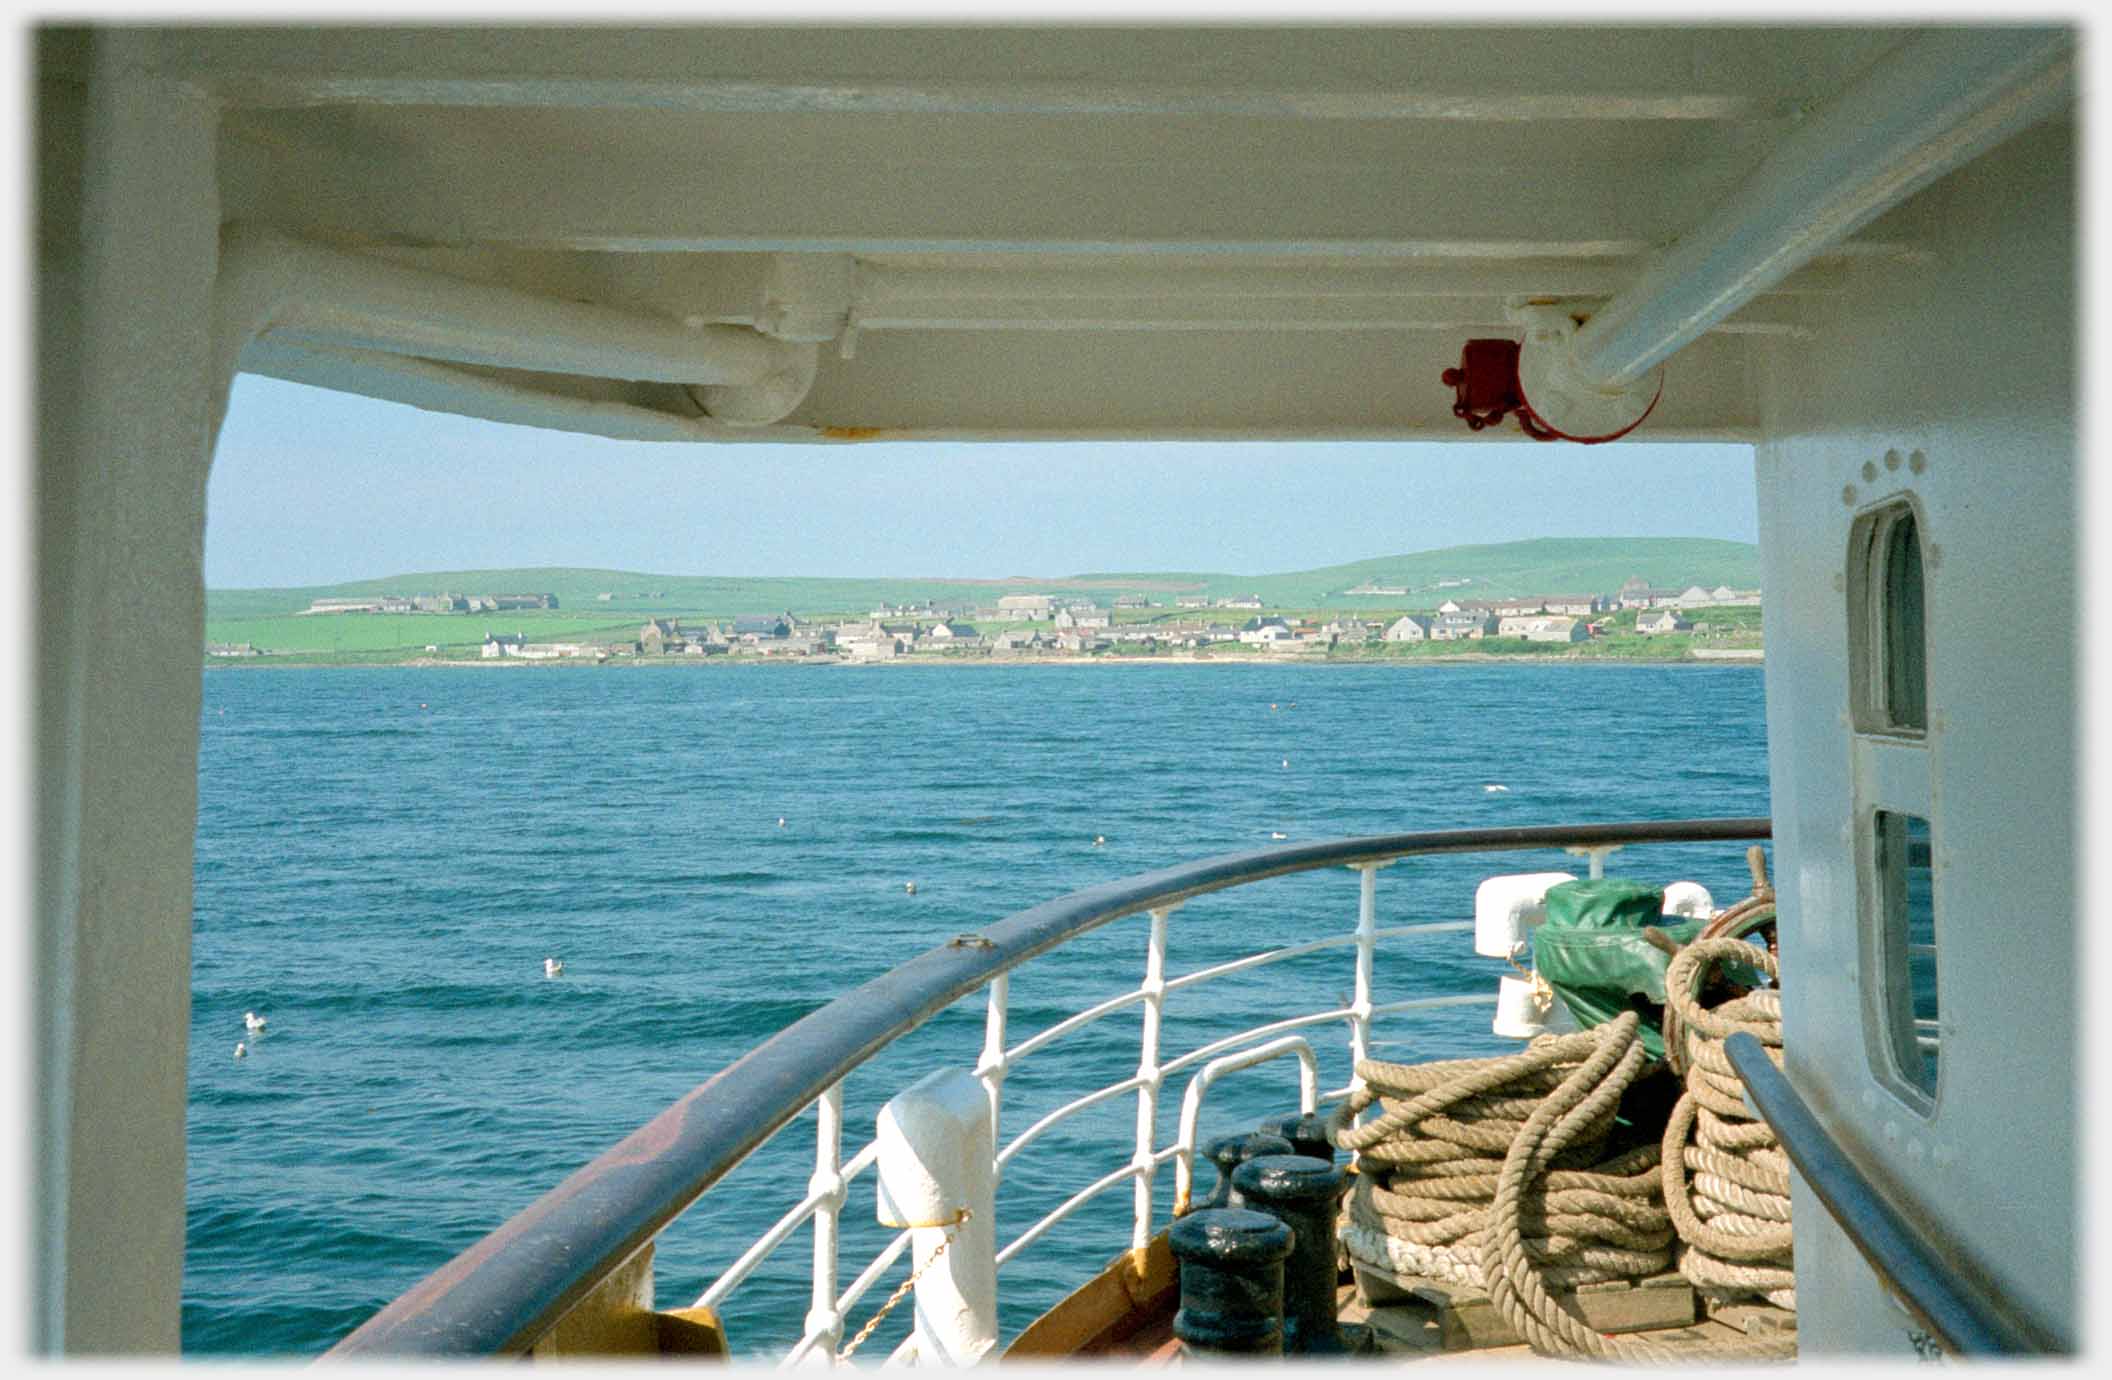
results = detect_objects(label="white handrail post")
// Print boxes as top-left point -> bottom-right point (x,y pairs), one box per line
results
804,1083 -> 846,1364
875,1069 -> 998,1364
1348,865 -> 1379,1095
1566,844 -> 1620,880
977,974 -> 1010,1172
1132,907 -> 1174,1252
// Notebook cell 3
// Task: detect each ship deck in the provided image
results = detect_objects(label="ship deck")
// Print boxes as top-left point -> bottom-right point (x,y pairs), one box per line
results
1090,1279 -> 1796,1362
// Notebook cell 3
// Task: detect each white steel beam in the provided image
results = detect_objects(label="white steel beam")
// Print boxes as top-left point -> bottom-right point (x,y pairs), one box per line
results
1572,27 -> 2074,389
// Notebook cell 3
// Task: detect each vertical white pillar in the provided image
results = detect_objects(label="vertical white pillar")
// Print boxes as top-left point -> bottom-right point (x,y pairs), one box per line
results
1349,866 -> 1379,1095
875,1069 -> 997,1364
1131,907 -> 1171,1251
34,29 -> 221,1355
805,1084 -> 846,1360
976,974 -> 1010,1164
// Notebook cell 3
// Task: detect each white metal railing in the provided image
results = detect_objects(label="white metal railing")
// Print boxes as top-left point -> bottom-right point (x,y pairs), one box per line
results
330,820 -> 1772,1361
717,865 -> 1497,1365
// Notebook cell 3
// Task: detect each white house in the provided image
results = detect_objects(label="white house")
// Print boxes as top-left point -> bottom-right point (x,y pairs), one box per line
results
1522,617 -> 1588,643
1637,609 -> 1693,634
1053,605 -> 1111,630
1430,612 -> 1494,641
1383,615 -> 1431,643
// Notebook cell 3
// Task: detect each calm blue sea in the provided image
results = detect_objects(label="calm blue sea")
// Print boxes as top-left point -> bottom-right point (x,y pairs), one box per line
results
185,662 -> 1769,1358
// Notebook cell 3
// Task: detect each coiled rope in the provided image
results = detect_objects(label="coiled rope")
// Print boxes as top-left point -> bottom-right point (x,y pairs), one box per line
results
1661,936 -> 1796,1321
1328,1021 -> 1673,1294
1473,1009 -> 1794,1363
1330,905 -> 1797,1361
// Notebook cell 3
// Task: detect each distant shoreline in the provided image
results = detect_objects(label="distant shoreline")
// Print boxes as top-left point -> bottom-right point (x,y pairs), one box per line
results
209,649 -> 1763,670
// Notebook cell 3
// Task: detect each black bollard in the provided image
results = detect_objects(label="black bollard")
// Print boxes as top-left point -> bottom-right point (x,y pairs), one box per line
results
1168,1207 -> 1296,1358
1258,1111 -> 1336,1165
1231,1154 -> 1357,1355
1199,1131 -> 1294,1211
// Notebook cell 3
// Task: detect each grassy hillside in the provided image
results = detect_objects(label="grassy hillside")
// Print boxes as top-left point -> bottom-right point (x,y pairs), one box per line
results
206,537 -> 1760,656
1071,537 -> 1760,606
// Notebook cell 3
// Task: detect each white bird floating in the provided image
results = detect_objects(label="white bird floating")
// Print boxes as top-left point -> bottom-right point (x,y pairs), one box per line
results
243,1011 -> 267,1033
1282,759 -> 1290,769
544,958 -> 563,978
904,882 -> 917,895
233,1042 -> 246,1059
1093,835 -> 1106,846
777,817 -> 786,828
1484,784 -> 1510,793
1270,831 -> 1288,840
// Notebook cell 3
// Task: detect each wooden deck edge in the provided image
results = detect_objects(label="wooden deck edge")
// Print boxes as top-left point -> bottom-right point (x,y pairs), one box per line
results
1004,1232 -> 1179,1359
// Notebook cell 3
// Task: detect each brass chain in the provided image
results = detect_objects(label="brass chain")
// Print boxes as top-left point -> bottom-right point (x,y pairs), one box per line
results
834,1209 -> 971,1364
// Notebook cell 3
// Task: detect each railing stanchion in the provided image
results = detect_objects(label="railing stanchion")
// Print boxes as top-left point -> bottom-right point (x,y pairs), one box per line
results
1349,866 -> 1378,1093
978,974 -> 1010,1171
875,1069 -> 998,1364
805,1083 -> 846,1362
1133,906 -> 1174,1251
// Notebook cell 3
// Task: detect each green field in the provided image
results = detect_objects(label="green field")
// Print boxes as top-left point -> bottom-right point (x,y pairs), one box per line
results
206,612 -> 644,656
210,539 -> 1759,620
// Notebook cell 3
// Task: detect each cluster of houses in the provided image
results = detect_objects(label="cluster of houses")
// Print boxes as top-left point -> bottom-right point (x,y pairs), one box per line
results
458,573 -> 1760,663
305,591 -> 559,615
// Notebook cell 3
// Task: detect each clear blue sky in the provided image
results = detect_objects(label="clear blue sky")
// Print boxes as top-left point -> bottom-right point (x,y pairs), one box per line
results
204,375 -> 1760,589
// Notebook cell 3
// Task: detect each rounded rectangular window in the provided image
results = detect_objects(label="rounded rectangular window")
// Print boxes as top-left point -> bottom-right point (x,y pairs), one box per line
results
1848,501 -> 1928,735
1869,810 -> 1940,1101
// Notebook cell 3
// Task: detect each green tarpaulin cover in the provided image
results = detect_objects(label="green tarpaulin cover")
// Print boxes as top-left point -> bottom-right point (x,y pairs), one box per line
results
1531,878 -> 1701,1060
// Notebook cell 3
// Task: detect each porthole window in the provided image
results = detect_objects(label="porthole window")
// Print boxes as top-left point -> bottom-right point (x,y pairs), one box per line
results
1848,500 -> 1928,735
1868,810 -> 1940,1101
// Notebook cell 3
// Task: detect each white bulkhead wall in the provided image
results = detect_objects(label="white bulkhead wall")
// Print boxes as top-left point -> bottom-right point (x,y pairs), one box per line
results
34,30 -> 223,1353
1754,114 -> 2075,1353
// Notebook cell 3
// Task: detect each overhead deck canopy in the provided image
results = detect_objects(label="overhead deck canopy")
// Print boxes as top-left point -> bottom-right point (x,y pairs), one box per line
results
41,25 -> 2068,443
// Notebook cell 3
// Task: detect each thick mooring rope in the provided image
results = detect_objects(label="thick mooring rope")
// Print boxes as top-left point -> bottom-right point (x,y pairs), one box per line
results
1661,936 -> 1797,1318
1328,1023 -> 1673,1294
1475,1010 -> 1794,1363
1332,923 -> 1798,1362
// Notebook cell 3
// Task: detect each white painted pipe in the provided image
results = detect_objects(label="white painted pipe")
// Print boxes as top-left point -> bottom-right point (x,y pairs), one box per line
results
1572,28 -> 2074,389
874,1068 -> 998,1365
1170,1035 -> 1319,1214
212,223 -> 817,425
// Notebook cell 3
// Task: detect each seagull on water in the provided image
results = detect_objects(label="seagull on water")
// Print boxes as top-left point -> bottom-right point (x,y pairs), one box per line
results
243,1011 -> 267,1033
544,957 -> 563,978
905,881 -> 917,895
1270,831 -> 1288,840
777,817 -> 786,828
1484,784 -> 1510,794
1093,835 -> 1106,847
234,1042 -> 246,1059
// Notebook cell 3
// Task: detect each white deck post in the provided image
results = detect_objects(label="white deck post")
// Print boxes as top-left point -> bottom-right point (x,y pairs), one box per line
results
805,1084 -> 847,1361
976,974 -> 1010,1166
1131,907 -> 1172,1251
875,1069 -> 997,1364
1349,866 -> 1380,1095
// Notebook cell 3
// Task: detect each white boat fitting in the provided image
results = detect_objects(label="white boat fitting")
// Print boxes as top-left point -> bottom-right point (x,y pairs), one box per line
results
32,22 -> 2081,1362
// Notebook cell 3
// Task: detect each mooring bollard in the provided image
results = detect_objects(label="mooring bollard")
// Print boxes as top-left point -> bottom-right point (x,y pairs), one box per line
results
1199,1131 -> 1294,1211
874,1068 -> 997,1364
1231,1154 -> 1355,1355
1168,1207 -> 1295,1357
1258,1112 -> 1336,1165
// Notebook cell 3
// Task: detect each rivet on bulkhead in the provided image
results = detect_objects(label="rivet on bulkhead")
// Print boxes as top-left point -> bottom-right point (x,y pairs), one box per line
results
1842,484 -> 1858,506
1884,449 -> 1903,471
1908,450 -> 1928,473
1862,460 -> 1879,482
